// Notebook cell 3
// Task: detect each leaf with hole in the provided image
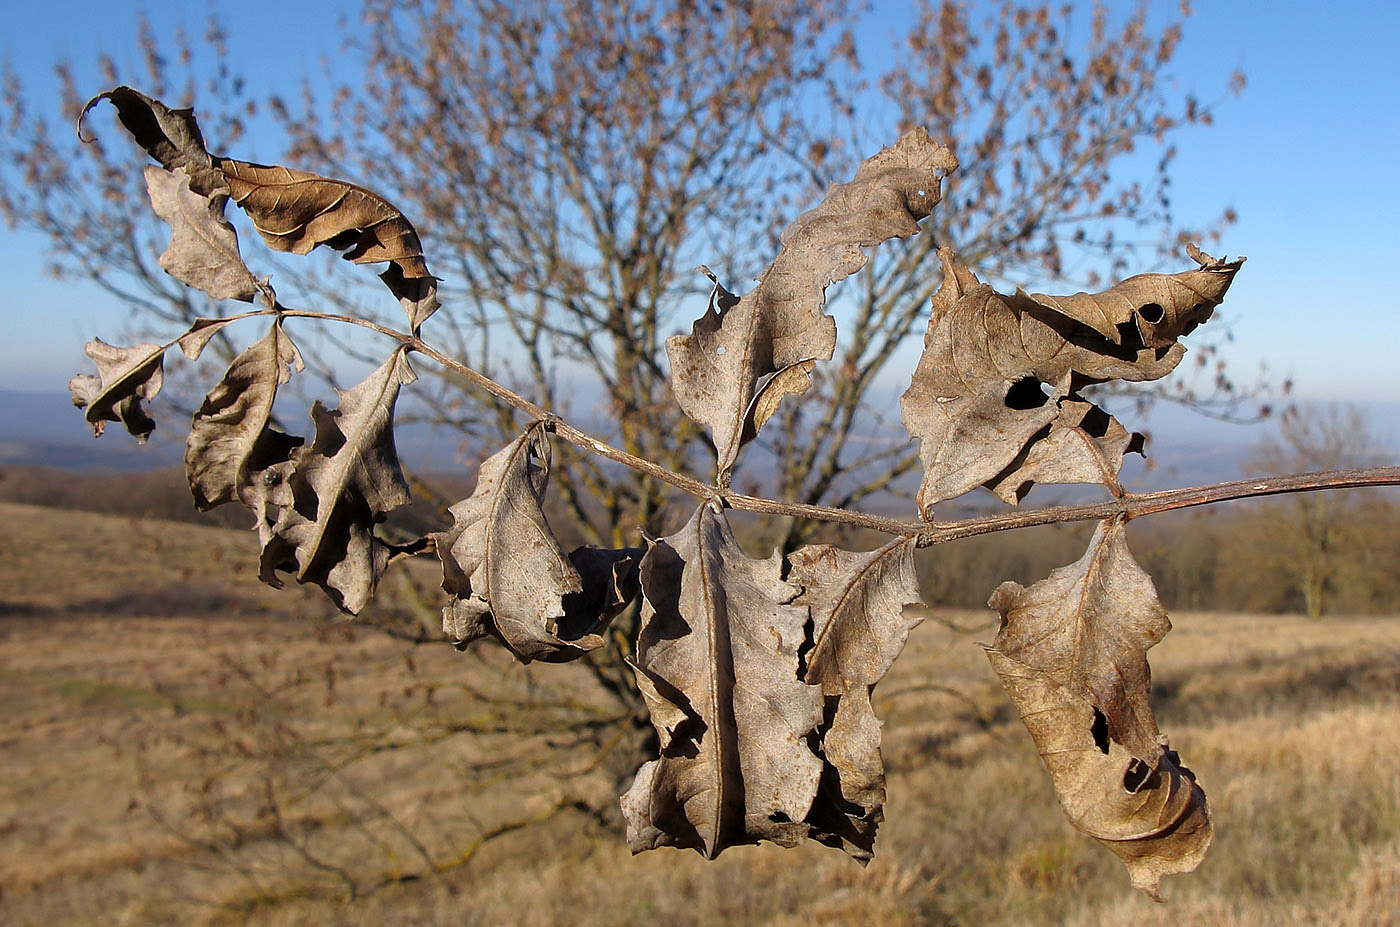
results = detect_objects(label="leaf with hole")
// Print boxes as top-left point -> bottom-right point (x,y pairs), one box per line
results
987,516 -> 1168,762
901,246 -> 1236,510
986,649 -> 1212,900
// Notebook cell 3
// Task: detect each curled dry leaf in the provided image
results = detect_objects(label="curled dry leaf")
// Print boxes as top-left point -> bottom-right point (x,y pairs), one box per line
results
185,320 -> 305,511
901,246 -> 1239,510
69,338 -> 167,443
79,86 -> 225,197
668,129 -> 957,478
1010,244 -> 1246,347
435,423 -> 641,663
177,317 -> 238,361
221,159 -> 439,330
985,400 -> 1145,505
987,517 -> 1168,759
622,503 -> 822,858
986,649 -> 1212,900
257,347 -> 416,614
144,165 -> 268,304
788,537 -> 924,861
83,87 -> 438,330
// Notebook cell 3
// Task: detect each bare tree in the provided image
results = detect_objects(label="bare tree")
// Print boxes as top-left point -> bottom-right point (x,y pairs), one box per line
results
0,0 -> 1272,896
1239,403 -> 1394,617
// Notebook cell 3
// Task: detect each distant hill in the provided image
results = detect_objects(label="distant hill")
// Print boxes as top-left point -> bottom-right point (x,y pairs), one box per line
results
4,387 -> 1395,492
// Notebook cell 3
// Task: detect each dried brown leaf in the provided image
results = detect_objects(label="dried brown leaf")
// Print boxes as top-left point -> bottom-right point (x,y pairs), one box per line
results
258,347 -> 416,613
668,130 -> 957,478
901,247 -> 1234,510
185,320 -> 305,511
788,538 -> 924,861
144,165 -> 267,304
79,86 -> 226,197
987,517 -> 1168,760
1012,245 -> 1245,347
985,400 -> 1145,505
986,649 -> 1212,899
435,424 -> 637,663
621,503 -> 823,858
68,338 -> 167,443
220,159 -> 438,329
177,317 -> 238,361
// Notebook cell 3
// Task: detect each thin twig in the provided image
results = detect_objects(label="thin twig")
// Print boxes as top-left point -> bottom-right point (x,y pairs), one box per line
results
217,309 -> 1400,546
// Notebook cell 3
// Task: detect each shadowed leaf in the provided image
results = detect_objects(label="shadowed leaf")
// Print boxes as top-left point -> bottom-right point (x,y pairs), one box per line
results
622,503 -> 823,858
68,338 -> 167,443
789,537 -> 924,861
185,320 -> 304,511
436,423 -> 640,663
902,246 -> 1235,510
79,86 -> 225,197
985,399 -> 1146,504
258,347 -> 416,613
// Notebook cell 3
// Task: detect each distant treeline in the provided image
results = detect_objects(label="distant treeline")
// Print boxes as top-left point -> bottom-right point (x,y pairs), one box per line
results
915,491 -> 1400,617
5,465 -> 1397,616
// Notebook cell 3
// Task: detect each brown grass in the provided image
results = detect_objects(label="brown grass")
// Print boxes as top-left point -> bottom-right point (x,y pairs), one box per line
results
2,501 -> 1398,926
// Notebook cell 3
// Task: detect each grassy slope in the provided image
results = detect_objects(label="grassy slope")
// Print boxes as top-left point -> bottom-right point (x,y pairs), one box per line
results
1,501 -> 1397,926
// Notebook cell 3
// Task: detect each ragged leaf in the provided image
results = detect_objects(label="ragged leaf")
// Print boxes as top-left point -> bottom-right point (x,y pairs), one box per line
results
668,129 -> 957,479
79,86 -> 225,197
144,165 -> 267,304
987,517 -> 1168,761
788,538 -> 924,861
435,423 -> 640,663
984,400 -> 1145,505
185,320 -> 305,511
83,87 -> 438,330
177,317 -> 238,361
901,246 -> 1237,510
69,339 -> 167,443
258,347 -> 416,614
986,649 -> 1212,900
622,503 -> 823,858
1011,244 -> 1245,347
220,159 -> 439,329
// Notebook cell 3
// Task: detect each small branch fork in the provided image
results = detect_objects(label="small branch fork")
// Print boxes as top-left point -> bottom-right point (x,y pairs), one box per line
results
223,307 -> 1400,549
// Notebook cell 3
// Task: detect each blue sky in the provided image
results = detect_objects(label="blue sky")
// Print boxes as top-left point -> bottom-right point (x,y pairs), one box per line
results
3,0 -> 1399,405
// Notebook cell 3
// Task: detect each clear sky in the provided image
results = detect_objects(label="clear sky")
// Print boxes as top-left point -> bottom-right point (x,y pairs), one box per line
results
3,0 -> 1398,403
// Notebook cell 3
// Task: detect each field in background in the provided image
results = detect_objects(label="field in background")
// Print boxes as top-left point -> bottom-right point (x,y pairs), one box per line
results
2,501 -> 1398,926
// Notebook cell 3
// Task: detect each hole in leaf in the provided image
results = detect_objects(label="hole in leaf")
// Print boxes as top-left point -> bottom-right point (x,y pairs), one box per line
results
1004,376 -> 1051,410
716,346 -> 726,356
769,811 -> 792,823
1115,319 -> 1146,351
1090,708 -> 1110,754
1138,302 -> 1164,323
1123,757 -> 1154,793
1080,403 -> 1111,438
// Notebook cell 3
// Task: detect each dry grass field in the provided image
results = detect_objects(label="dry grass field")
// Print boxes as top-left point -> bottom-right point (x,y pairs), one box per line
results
2,500 -> 1398,926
